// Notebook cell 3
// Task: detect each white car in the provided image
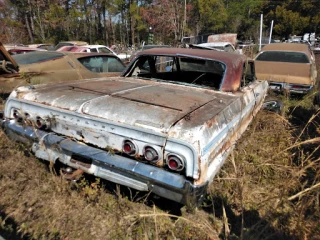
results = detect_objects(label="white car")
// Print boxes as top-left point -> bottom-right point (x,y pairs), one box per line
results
57,44 -> 131,61
81,45 -> 131,60
191,42 -> 236,53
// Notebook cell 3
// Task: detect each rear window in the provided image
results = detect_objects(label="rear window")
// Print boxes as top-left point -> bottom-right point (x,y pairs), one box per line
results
255,51 -> 309,63
12,52 -> 65,64
78,56 -> 125,73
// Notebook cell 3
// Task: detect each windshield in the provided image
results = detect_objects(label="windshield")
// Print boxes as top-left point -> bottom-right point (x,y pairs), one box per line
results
255,51 -> 309,63
77,56 -> 125,73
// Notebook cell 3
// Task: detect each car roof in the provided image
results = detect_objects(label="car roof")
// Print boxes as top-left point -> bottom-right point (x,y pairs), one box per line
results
259,43 -> 312,59
136,47 -> 245,62
6,46 -> 47,51
84,45 -> 111,48
64,52 -> 116,57
58,41 -> 88,45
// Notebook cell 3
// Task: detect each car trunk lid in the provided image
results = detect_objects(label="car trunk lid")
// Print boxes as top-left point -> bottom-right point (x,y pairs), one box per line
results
255,61 -> 313,85
16,77 -> 237,133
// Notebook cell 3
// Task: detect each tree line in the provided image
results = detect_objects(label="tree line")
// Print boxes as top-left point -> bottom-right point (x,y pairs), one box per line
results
0,0 -> 319,48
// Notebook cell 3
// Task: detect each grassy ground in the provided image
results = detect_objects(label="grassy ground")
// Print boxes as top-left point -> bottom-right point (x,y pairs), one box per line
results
1,57 -> 320,239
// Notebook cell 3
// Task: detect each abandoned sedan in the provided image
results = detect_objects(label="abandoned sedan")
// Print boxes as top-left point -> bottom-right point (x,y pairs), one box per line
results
0,42 -> 125,99
255,43 -> 317,94
2,48 -> 268,206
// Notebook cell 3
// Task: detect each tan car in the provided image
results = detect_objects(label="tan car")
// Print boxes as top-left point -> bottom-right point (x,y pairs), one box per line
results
0,42 -> 126,99
254,43 -> 317,94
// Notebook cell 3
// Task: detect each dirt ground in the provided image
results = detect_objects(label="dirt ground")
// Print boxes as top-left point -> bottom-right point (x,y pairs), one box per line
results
0,53 -> 320,240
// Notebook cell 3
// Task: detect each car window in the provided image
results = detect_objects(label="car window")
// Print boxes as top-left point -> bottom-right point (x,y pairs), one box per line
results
98,47 -> 113,54
12,51 -> 65,64
155,56 -> 175,72
78,56 -> 125,73
128,55 -> 225,90
55,43 -> 73,50
242,61 -> 256,86
89,48 -> 98,52
225,45 -> 234,52
179,57 -> 225,74
255,51 -> 310,63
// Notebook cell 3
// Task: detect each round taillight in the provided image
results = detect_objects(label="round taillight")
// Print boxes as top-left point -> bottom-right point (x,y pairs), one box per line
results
13,109 -> 23,122
35,117 -> 49,130
122,140 -> 137,156
143,146 -> 159,162
167,154 -> 185,171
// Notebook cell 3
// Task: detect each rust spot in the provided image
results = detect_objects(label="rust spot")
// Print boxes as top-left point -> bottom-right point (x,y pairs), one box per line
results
206,116 -> 218,128
184,114 -> 191,121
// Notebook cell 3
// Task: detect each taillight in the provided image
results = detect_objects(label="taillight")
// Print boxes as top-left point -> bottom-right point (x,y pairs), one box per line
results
13,109 -> 23,122
143,146 -> 159,162
35,116 -> 50,130
122,140 -> 137,156
166,154 -> 185,171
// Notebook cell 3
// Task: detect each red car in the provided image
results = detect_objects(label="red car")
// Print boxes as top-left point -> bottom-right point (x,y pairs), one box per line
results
4,45 -> 47,55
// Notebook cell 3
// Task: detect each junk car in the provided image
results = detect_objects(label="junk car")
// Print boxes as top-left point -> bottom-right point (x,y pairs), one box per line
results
0,43 -> 126,99
255,43 -> 317,95
56,44 -> 129,61
54,41 -> 88,51
2,48 -> 268,206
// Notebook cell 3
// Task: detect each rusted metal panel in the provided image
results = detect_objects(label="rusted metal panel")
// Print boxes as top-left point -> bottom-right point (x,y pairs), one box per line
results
207,33 -> 237,46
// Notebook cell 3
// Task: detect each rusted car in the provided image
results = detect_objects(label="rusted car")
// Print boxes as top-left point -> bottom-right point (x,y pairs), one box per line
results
0,43 -> 126,98
2,48 -> 268,206
255,43 -> 317,94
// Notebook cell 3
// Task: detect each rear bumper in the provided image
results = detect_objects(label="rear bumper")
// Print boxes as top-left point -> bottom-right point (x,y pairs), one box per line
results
269,82 -> 313,95
3,120 -> 207,206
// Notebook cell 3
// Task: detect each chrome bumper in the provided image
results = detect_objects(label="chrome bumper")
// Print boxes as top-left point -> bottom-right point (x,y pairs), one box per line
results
3,120 -> 207,206
269,82 -> 313,95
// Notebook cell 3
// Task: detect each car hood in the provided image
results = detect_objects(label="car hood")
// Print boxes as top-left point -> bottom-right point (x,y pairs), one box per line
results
14,77 -> 238,134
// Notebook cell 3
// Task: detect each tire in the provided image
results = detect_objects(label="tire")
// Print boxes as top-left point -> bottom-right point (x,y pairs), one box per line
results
262,99 -> 283,114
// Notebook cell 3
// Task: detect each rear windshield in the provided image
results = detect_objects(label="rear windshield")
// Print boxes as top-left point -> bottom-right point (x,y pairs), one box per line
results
12,51 -> 65,64
255,51 -> 309,63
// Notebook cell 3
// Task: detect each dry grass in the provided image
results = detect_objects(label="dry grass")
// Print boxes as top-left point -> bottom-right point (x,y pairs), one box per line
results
1,101 -> 320,240
0,129 -> 220,239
